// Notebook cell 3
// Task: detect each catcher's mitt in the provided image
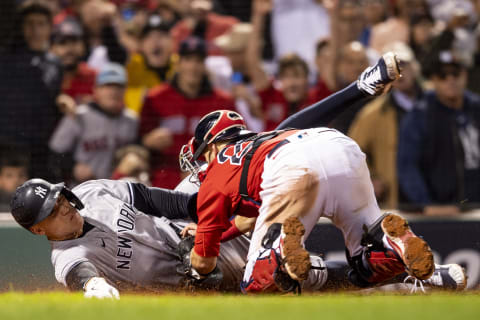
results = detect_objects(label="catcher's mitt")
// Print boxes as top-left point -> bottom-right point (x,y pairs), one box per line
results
176,236 -> 223,291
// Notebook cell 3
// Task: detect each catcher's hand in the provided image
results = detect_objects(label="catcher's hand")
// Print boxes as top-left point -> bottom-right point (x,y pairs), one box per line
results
176,236 -> 223,290
83,277 -> 120,299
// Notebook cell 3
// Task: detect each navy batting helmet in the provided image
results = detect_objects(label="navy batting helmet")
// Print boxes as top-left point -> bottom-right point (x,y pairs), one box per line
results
10,179 -> 84,230
192,110 -> 248,160
178,110 -> 251,184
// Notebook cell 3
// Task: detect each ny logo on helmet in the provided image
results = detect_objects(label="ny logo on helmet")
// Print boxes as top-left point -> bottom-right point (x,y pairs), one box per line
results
34,186 -> 47,199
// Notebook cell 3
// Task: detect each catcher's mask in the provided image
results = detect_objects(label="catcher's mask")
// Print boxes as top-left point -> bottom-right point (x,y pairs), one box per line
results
10,178 -> 84,231
179,110 -> 248,184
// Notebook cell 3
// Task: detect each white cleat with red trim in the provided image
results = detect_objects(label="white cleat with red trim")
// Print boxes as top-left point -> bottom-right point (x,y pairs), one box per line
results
381,213 -> 435,280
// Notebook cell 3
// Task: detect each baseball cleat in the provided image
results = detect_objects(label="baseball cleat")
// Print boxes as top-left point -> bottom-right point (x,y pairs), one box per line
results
381,213 -> 434,280
424,263 -> 467,290
357,52 -> 401,96
280,216 -> 311,281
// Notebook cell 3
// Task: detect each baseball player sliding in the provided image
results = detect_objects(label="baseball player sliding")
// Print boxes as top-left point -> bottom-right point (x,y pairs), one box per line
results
9,52 -> 465,298
177,52 -> 466,293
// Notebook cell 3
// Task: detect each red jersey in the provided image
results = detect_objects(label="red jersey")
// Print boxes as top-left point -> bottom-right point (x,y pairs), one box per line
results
139,81 -> 234,188
258,84 -> 317,131
194,130 -> 298,257
62,63 -> 96,102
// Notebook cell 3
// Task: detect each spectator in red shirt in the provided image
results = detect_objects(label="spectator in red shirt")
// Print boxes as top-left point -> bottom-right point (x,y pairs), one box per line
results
50,18 -> 97,111
170,0 -> 239,56
247,0 -> 316,131
140,37 -> 234,188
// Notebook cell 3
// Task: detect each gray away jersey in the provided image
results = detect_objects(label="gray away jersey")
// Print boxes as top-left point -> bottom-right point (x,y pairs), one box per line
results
50,179 -> 249,292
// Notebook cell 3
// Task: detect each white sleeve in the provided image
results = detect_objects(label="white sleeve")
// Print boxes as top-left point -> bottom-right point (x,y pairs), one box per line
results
51,245 -> 90,287
72,179 -> 134,206
174,175 -> 199,195
174,163 -> 206,194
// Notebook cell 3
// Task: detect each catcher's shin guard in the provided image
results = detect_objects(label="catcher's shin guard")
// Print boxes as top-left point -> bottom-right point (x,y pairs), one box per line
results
241,222 -> 302,294
347,247 -> 406,287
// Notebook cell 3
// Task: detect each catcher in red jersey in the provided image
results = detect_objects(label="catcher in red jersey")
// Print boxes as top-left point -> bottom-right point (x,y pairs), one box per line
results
178,53 -> 438,293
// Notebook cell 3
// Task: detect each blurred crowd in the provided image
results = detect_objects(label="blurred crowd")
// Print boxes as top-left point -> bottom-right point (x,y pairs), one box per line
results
1,0 -> 480,215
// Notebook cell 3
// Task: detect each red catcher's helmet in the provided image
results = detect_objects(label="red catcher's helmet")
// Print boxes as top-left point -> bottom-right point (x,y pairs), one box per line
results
179,110 -> 247,182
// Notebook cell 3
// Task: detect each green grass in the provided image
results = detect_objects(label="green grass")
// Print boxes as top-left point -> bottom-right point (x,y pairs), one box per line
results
0,292 -> 479,320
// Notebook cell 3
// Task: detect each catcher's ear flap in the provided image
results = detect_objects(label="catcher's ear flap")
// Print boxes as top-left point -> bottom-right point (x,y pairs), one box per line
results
61,188 -> 85,210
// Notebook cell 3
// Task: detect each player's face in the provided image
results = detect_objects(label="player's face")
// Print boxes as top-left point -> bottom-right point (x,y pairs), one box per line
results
141,30 -> 172,68
279,66 -> 309,104
31,196 -> 84,241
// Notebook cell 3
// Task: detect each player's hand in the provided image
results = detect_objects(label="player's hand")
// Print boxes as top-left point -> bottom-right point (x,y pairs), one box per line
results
83,277 -> 120,300
180,223 -> 197,238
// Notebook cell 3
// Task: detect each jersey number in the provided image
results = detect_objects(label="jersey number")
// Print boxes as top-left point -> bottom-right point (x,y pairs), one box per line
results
217,142 -> 252,166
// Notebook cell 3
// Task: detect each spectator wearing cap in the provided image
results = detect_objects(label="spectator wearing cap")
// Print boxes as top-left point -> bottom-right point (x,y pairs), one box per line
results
50,18 -> 97,111
349,42 -> 424,209
0,0 -> 62,180
125,15 -> 178,114
49,63 -> 138,184
398,51 -> 480,214
140,37 -> 234,188
170,0 -> 239,56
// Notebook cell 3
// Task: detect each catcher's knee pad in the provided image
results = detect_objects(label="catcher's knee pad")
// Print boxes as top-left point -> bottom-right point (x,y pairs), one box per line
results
347,214 -> 406,286
241,223 -> 300,294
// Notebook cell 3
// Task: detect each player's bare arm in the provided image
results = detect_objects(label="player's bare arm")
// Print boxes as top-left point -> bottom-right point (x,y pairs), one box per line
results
190,251 -> 217,275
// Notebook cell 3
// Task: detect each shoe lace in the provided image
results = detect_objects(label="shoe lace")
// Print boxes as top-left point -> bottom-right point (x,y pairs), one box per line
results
403,275 -> 426,293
